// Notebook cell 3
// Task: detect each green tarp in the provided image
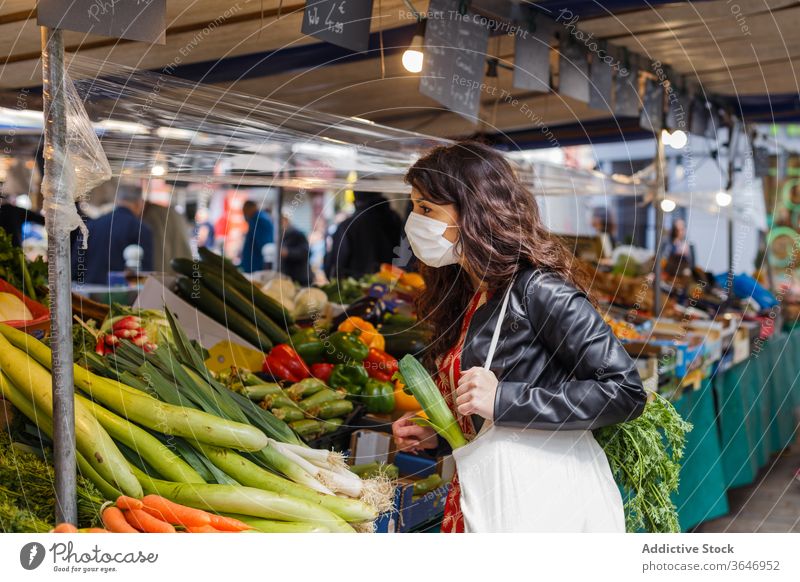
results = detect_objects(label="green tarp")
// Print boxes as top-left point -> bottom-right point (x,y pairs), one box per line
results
674,328 -> 799,530
671,378 -> 729,530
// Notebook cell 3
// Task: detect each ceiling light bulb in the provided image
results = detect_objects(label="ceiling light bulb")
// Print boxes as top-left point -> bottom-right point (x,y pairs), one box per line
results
715,190 -> 732,207
151,164 -> 166,177
660,198 -> 676,212
669,130 -> 688,149
402,42 -> 424,73
403,20 -> 426,74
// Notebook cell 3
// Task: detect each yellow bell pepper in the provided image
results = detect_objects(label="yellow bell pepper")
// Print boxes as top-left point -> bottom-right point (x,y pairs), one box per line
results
393,379 -> 422,413
338,316 -> 385,351
399,271 -> 425,291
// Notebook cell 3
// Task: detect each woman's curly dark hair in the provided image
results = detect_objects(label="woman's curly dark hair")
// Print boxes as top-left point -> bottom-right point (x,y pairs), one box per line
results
405,141 -> 590,368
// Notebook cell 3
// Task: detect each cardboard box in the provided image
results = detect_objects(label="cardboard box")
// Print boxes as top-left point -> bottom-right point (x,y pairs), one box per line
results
732,327 -> 751,364
349,429 -> 450,533
134,275 -> 265,372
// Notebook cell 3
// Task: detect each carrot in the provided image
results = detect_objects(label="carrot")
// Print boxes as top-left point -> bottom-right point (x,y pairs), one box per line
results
115,495 -> 144,511
51,523 -> 78,533
79,528 -> 111,533
141,495 -> 211,527
102,506 -> 140,533
208,514 -> 251,532
124,509 -> 176,533
186,525 -> 225,533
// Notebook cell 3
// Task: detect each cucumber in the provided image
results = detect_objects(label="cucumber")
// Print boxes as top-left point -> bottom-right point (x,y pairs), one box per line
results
239,383 -> 282,401
174,276 -> 272,351
262,394 -> 298,410
413,474 -> 443,496
226,276 -> 295,327
199,270 -> 290,345
319,417 -> 344,434
194,248 -> 295,325
289,419 -> 324,438
197,247 -> 251,285
298,388 -> 345,411
312,399 -> 354,420
170,257 -> 201,278
271,407 -> 305,422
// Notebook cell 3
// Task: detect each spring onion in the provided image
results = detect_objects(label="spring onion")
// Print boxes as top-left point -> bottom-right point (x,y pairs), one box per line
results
195,443 -> 378,523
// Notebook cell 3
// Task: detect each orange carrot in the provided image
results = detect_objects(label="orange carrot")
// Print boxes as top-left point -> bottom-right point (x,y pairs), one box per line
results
124,509 -> 176,533
208,514 -> 250,532
79,528 -> 111,533
141,495 -> 211,527
51,523 -> 78,533
186,525 -> 226,533
115,495 -> 143,511
102,506 -> 140,533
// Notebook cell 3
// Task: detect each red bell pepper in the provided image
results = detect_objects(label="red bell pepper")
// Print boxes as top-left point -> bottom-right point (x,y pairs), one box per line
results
310,362 -> 335,383
263,344 -> 311,383
363,348 -> 398,383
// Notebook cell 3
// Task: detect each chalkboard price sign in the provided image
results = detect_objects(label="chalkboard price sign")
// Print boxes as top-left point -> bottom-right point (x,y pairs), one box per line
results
302,0 -> 374,52
38,0 -> 166,44
419,0 -> 490,123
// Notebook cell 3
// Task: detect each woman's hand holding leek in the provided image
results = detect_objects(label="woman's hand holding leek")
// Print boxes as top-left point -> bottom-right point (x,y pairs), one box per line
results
392,412 -> 437,453
456,367 -> 498,420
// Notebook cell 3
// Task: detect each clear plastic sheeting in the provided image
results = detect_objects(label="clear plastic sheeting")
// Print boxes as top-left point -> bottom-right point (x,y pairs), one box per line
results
65,55 -> 443,192
59,55 -> 642,197
42,70 -> 112,244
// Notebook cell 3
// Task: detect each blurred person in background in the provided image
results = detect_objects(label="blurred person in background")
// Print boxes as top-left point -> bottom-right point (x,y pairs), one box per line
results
324,191 -> 402,279
279,212 -> 310,286
591,206 -> 617,250
663,217 -> 695,276
142,199 -> 192,274
0,194 -> 44,247
193,207 -> 216,249
72,186 -> 153,285
240,200 -> 274,272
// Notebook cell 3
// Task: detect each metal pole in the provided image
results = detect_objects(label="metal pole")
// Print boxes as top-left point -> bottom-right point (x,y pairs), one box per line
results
653,132 -> 666,317
41,26 -> 77,525
273,186 -> 284,270
725,120 -> 738,307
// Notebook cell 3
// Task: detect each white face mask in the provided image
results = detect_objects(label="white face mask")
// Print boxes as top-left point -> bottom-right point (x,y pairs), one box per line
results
404,212 -> 459,267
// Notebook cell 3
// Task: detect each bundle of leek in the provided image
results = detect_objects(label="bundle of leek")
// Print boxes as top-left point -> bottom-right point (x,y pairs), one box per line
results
396,355 -> 467,449
77,309 -> 394,522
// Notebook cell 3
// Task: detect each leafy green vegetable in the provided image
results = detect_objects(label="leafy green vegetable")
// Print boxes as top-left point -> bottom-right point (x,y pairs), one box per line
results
594,393 -> 692,533
68,321 -> 99,368
320,278 -> 363,305
0,431 -> 104,531
0,228 -> 48,304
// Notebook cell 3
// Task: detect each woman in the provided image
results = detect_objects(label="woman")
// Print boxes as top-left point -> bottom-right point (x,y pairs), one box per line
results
664,217 -> 696,276
392,142 -> 646,533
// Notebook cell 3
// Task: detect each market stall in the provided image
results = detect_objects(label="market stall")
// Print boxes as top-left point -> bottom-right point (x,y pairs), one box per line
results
0,0 -> 798,539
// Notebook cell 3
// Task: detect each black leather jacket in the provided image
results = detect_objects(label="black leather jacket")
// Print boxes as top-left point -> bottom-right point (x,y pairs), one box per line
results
433,268 -> 646,453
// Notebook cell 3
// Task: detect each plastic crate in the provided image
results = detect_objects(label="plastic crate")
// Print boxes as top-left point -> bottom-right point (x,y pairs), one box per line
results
0,278 -> 50,339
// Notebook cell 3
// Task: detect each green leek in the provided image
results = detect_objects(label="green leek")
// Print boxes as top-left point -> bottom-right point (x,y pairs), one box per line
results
397,355 -> 467,449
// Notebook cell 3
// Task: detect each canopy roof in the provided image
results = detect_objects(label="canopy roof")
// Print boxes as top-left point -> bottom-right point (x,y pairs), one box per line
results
0,0 -> 797,143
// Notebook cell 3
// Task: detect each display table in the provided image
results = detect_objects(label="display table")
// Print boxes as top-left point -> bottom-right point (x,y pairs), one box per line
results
671,378 -> 729,530
673,328 -> 800,531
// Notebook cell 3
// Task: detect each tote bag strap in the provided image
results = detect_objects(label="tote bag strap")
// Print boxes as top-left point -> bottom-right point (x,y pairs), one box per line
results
483,283 -> 513,370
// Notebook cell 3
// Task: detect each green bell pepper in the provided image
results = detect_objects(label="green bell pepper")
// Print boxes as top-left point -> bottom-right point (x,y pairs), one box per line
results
362,378 -> 396,414
290,328 -> 326,364
326,330 -> 369,363
329,362 -> 369,396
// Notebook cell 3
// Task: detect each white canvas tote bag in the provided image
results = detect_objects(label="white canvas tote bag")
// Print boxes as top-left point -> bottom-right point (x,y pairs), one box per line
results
451,285 -> 625,533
